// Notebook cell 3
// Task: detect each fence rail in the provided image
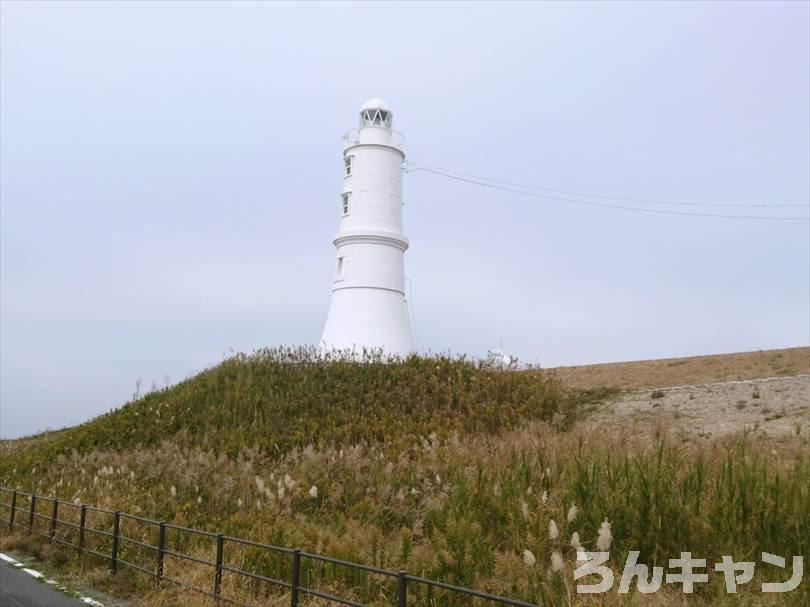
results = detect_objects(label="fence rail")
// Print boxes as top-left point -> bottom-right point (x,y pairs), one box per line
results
0,486 -> 537,607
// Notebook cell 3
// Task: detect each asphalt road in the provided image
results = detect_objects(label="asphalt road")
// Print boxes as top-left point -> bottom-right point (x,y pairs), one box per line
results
0,559 -> 86,607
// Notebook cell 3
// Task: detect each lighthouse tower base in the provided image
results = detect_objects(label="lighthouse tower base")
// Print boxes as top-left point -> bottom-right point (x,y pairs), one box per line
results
320,288 -> 413,358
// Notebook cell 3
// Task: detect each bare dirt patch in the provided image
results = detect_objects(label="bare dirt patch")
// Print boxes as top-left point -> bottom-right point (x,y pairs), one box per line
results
581,375 -> 810,440
546,346 -> 809,391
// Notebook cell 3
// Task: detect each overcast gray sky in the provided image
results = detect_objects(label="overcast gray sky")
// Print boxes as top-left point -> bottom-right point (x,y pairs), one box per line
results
1,1 -> 808,438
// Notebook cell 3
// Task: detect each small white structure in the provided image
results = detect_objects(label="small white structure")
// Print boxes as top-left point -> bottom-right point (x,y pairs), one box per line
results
320,99 -> 415,357
486,347 -> 519,369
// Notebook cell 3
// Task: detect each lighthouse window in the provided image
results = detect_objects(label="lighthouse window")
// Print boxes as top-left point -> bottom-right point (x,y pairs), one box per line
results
344,156 -> 353,177
336,257 -> 344,276
341,192 -> 351,215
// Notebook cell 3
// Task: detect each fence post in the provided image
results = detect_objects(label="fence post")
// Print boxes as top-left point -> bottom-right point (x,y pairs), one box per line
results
78,505 -> 86,556
155,521 -> 166,582
110,511 -> 120,574
214,533 -> 224,599
8,490 -> 16,531
398,570 -> 407,607
49,499 -> 58,541
28,495 -> 36,534
290,549 -> 301,607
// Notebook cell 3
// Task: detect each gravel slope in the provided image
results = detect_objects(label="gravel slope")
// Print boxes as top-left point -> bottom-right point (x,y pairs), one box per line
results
582,374 -> 810,439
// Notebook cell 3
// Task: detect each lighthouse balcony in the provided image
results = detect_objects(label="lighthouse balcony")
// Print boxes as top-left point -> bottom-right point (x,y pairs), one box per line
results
343,127 -> 406,151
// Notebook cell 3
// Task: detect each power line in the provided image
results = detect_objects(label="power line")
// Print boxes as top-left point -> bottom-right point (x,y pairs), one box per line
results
406,159 -> 810,209
404,163 -> 810,221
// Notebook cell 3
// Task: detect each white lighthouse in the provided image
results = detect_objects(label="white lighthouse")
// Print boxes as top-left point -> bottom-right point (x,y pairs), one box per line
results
320,99 -> 415,357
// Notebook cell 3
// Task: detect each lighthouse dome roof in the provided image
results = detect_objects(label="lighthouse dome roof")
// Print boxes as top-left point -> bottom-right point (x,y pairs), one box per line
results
361,97 -> 390,111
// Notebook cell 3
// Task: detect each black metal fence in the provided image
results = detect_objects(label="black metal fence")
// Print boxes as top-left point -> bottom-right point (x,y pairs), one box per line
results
0,486 -> 536,607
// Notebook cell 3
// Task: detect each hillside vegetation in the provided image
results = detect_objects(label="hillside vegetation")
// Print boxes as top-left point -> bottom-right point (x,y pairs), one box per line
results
547,346 -> 809,391
0,348 -> 585,472
1,348 -> 808,606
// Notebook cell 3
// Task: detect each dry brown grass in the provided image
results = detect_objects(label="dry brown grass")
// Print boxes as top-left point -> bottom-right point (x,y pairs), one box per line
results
544,346 -> 809,391
3,419 -> 807,606
2,349 -> 808,606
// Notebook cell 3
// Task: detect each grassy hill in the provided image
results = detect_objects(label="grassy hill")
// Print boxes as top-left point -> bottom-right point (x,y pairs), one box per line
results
1,348 -> 808,606
0,348 -> 586,475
